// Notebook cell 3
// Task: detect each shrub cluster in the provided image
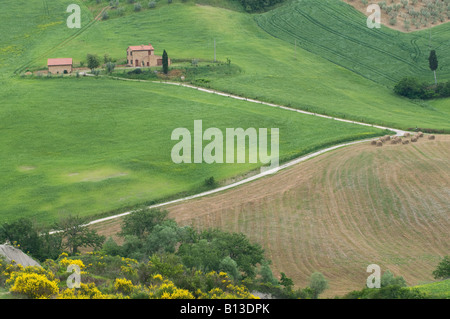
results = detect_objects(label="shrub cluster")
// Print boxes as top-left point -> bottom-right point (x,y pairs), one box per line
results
394,77 -> 450,99
237,0 -> 286,12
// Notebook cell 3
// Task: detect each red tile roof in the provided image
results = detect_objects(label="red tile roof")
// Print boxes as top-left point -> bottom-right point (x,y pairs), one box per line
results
47,58 -> 73,66
128,44 -> 154,51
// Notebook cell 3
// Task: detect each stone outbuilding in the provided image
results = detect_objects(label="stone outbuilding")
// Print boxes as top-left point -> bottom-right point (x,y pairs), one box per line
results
126,44 -> 170,67
47,58 -> 73,74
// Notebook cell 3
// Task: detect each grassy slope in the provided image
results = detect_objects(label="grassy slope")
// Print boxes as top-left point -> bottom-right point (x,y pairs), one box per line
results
0,0 -> 93,75
256,0 -> 450,85
413,279 -> 450,299
0,76 -> 383,224
0,0 -> 448,225
21,1 -> 450,131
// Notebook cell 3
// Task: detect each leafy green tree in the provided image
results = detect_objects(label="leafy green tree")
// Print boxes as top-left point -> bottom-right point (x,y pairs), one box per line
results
309,272 -> 329,299
432,256 -> 450,279
393,77 -> 425,99
259,261 -> 278,285
120,208 -> 169,239
279,272 -> 294,290
55,215 -> 105,254
0,218 -> 62,261
162,50 -> 169,75
219,256 -> 241,280
381,270 -> 407,287
0,218 -> 41,254
38,231 -> 63,261
102,236 -> 124,256
104,54 -> 112,64
144,220 -> 190,254
86,54 -> 100,71
196,229 -> 266,278
105,62 -> 116,74
121,235 -> 144,260
178,238 -> 221,272
428,49 -> 438,85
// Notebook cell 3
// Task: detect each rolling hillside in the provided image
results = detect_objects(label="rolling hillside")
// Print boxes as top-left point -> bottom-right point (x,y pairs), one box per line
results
4,1 -> 449,129
0,0 -> 448,298
0,76 -> 386,223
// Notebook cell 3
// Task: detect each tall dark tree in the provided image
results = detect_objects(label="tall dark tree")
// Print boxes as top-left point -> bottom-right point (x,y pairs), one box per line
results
428,50 -> 438,85
162,49 -> 169,75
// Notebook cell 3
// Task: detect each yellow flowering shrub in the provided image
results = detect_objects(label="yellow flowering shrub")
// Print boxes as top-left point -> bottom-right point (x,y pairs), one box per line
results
148,276 -> 194,299
57,283 -> 120,299
114,278 -> 135,295
9,272 -> 59,299
152,274 -> 163,281
59,257 -> 85,270
2,262 -> 23,282
160,288 -> 194,299
6,265 -> 56,287
120,265 -> 137,278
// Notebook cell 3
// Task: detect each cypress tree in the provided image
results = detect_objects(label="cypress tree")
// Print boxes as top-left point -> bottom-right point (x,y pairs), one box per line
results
162,50 -> 169,75
428,50 -> 438,85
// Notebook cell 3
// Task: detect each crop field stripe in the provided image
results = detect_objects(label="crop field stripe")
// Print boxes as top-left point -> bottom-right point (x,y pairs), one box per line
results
315,2 -> 424,67
254,0 -> 444,85
294,4 -> 419,69
277,4 -> 409,81
43,0 -> 50,17
255,9 -> 399,84
310,2 -> 429,71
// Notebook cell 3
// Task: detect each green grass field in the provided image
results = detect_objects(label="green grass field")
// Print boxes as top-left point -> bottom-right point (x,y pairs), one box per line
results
0,76 -> 384,224
255,0 -> 450,86
413,279 -> 450,299
0,0 -> 448,224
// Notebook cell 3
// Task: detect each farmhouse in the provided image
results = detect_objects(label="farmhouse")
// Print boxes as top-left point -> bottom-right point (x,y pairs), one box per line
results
47,58 -> 73,74
126,43 -> 170,67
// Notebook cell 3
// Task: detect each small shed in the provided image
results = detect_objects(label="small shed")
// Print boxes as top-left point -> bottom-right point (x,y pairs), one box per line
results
47,58 -> 73,74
